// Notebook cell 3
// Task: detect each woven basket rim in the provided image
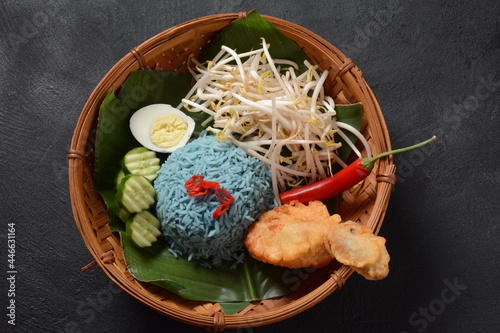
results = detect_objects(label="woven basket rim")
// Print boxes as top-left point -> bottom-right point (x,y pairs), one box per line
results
68,12 -> 395,331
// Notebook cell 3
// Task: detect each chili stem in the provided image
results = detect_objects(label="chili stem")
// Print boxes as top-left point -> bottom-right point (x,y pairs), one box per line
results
361,136 -> 436,171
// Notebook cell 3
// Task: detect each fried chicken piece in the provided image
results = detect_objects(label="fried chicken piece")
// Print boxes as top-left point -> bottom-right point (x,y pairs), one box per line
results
245,200 -> 341,268
244,200 -> 390,280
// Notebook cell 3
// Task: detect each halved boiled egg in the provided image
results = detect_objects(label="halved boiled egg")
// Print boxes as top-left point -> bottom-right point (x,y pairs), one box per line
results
129,104 -> 195,153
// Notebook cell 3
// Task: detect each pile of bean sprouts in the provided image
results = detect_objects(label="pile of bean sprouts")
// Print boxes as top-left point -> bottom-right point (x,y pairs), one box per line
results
180,38 -> 371,203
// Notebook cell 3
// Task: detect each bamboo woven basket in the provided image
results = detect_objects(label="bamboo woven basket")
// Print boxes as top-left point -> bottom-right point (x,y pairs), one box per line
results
68,12 -> 396,332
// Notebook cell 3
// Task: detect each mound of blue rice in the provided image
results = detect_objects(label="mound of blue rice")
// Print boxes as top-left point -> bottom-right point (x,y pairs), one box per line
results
154,134 -> 275,268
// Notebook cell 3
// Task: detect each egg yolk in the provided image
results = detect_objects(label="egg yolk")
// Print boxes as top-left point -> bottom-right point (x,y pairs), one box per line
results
150,114 -> 188,148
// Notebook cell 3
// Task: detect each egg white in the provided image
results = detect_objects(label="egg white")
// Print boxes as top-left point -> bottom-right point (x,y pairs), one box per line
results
129,104 -> 195,153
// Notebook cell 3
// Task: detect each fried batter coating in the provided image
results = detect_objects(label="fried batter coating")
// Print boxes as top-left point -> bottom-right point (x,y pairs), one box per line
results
244,200 -> 390,280
245,201 -> 341,268
324,221 -> 390,280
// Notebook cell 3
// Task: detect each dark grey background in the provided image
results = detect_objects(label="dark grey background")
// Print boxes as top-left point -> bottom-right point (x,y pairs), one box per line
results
1,0 -> 499,332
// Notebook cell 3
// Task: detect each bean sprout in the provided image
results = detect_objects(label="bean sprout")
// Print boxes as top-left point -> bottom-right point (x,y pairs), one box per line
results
181,38 -> 370,196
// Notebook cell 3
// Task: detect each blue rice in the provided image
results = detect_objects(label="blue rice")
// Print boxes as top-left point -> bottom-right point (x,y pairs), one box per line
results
154,133 -> 275,268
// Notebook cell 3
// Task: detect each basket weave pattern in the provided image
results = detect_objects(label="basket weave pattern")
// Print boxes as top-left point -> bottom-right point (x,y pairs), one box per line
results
68,13 -> 396,331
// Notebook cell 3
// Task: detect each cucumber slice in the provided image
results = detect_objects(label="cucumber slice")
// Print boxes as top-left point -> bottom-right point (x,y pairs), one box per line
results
130,227 -> 153,247
117,207 -> 131,223
131,221 -> 157,243
116,174 -> 156,213
121,147 -> 161,181
115,170 -> 131,223
133,210 -> 162,238
115,169 -> 126,188
128,210 -> 162,247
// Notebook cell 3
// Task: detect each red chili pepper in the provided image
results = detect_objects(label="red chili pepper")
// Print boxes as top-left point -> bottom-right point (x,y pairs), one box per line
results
200,180 -> 220,190
216,187 -> 234,205
213,203 -> 230,219
185,175 -> 220,194
187,188 -> 210,197
184,175 -> 204,189
280,136 -> 436,204
184,175 -> 234,219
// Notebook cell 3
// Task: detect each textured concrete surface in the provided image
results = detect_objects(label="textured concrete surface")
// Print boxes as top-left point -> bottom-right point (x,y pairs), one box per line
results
1,1 -> 499,332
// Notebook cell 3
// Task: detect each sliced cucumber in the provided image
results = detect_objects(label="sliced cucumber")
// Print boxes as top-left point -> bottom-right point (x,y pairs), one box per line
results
133,210 -> 162,238
128,210 -> 162,247
130,225 -> 153,247
131,222 -> 156,243
114,169 -> 126,188
117,207 -> 131,223
116,174 -> 156,213
121,147 -> 161,181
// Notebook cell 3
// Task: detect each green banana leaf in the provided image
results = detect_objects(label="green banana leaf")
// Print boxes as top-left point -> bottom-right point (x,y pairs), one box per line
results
94,71 -> 195,231
335,103 -> 364,162
122,223 -> 290,305
325,102 -> 364,214
203,9 -> 310,72
93,10 -> 364,307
